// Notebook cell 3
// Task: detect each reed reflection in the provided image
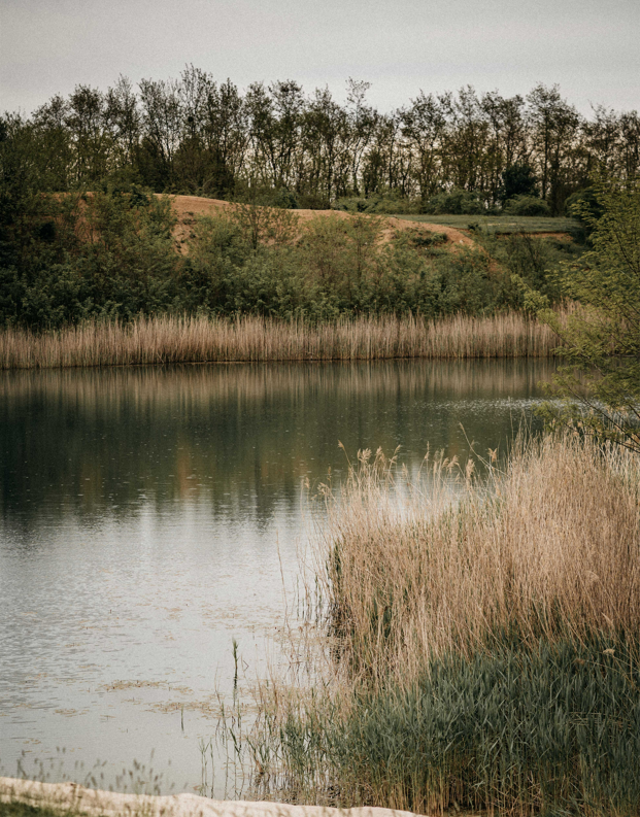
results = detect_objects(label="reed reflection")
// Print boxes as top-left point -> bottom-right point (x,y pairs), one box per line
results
0,359 -> 555,531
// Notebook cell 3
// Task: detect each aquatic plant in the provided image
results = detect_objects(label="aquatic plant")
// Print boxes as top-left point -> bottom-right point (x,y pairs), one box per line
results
232,433 -> 640,815
0,311 -> 560,369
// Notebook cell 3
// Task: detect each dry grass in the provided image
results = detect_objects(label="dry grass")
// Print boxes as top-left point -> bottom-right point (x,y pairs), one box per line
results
0,312 -> 560,370
324,433 -> 640,684
233,434 -> 640,814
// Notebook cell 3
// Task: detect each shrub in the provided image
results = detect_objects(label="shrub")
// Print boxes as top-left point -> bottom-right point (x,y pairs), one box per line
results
333,194 -> 420,215
504,194 -> 550,216
499,161 -> 539,203
539,176 -> 640,453
421,188 -> 485,215
564,185 -> 603,220
0,189 -> 180,329
296,192 -> 331,210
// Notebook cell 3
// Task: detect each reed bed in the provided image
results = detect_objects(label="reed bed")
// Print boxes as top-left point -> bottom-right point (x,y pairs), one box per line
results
0,312 -> 560,370
237,434 -> 640,815
325,436 -> 640,676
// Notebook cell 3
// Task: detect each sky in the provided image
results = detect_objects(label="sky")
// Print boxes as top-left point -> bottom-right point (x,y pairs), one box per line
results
2,0 -> 640,118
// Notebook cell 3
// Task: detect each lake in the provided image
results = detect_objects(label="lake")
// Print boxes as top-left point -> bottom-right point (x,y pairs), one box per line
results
0,359 -> 554,796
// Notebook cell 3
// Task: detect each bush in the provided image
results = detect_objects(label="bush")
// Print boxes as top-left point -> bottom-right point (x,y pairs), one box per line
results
503,194 -> 550,216
1,188 -> 559,328
296,192 -> 331,210
421,188 -> 485,215
485,232 -> 584,310
564,185 -> 604,241
184,211 -> 501,320
564,186 -> 603,220
539,176 -> 640,453
232,182 -> 299,209
499,161 -> 539,203
0,189 -> 180,329
333,194 -> 420,215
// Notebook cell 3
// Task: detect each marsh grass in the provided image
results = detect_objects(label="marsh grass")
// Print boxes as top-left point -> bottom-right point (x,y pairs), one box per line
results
232,434 -> 640,815
326,436 -> 640,674
0,312 -> 560,370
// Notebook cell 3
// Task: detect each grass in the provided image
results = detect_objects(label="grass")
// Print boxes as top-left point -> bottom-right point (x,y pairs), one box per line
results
393,213 -> 580,234
0,805 -> 97,817
231,433 -> 640,815
0,312 -> 561,370
325,435 -> 640,672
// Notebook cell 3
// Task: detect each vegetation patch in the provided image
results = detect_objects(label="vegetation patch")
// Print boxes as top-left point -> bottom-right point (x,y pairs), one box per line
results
231,434 -> 640,815
0,805 -> 101,817
393,213 -> 580,235
0,312 -> 561,369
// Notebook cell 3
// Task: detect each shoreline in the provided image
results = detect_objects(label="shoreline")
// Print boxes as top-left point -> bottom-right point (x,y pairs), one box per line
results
0,777 -> 429,817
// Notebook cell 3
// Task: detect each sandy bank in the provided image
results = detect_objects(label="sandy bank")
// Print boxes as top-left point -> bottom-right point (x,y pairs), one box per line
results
1,777 -> 428,817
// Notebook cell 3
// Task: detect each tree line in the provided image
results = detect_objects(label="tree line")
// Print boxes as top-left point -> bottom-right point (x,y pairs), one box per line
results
2,67 -> 639,214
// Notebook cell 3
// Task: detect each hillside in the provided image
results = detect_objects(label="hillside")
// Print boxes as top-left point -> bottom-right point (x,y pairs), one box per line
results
166,195 -> 477,251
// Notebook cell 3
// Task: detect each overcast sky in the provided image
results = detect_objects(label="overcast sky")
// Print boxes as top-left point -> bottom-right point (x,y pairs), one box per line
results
2,0 -> 639,117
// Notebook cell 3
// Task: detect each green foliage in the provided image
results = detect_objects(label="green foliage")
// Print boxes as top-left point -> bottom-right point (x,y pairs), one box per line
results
0,188 -> 179,329
232,180 -> 299,209
295,192 -> 331,210
486,232 -> 584,310
421,187 -> 485,215
564,186 -> 603,221
504,194 -> 551,216
227,201 -> 298,248
1,180 -> 560,329
334,193 -> 420,215
539,177 -> 640,452
278,633 -> 640,815
564,185 -> 605,242
185,212 -> 501,321
500,161 -> 539,203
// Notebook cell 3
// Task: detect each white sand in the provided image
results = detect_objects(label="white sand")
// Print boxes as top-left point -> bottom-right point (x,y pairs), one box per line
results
0,777 -> 428,817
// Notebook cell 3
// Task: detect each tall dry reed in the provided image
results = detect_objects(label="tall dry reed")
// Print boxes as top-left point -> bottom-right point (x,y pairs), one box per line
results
323,434 -> 640,683
0,312 -> 560,370
232,434 -> 640,814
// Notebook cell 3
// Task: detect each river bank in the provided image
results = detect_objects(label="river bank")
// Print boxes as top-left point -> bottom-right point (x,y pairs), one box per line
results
0,777 -> 428,817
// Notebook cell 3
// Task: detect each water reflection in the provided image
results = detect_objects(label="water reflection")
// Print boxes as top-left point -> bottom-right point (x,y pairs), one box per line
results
0,359 -> 555,795
1,360 -> 553,525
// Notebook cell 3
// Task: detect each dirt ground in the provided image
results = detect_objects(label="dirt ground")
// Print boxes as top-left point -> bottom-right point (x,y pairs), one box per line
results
165,195 -> 476,251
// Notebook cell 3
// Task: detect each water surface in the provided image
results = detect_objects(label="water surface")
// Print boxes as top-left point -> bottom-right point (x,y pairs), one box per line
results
0,359 -> 554,795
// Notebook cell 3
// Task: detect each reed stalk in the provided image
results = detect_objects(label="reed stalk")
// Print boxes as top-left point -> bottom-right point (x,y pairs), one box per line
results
0,312 -> 560,370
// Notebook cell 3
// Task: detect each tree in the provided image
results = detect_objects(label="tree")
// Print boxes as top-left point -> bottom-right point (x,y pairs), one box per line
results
481,91 -> 528,206
399,91 -> 448,201
138,77 -> 183,190
500,161 -> 538,204
526,84 -> 583,213
537,176 -> 640,452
